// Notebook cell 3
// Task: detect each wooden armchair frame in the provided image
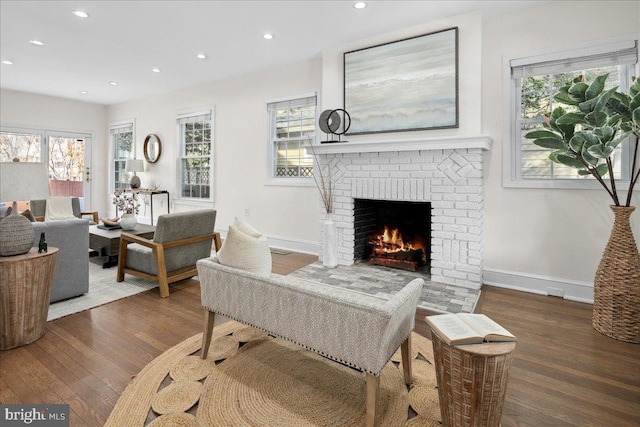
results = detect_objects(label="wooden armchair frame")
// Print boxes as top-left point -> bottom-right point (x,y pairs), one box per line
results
117,231 -> 221,298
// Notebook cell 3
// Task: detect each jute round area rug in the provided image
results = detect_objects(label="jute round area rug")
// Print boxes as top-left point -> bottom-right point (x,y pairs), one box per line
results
105,321 -> 442,426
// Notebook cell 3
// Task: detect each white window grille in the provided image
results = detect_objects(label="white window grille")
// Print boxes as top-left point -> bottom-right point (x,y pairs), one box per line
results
504,39 -> 638,189
177,110 -> 213,201
109,120 -> 134,192
267,95 -> 316,181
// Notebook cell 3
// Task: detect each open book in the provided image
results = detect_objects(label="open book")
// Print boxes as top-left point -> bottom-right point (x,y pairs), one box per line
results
425,313 -> 516,345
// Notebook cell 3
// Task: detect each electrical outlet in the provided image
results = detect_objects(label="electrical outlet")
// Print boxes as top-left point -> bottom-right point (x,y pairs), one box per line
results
159,200 -> 163,207
245,208 -> 250,217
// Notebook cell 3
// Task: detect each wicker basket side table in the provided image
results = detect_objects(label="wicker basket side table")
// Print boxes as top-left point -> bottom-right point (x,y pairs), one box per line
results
429,329 -> 516,427
0,247 -> 58,350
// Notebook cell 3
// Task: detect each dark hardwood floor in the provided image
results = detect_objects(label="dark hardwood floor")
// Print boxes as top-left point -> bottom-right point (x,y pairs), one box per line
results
1,252 -> 639,426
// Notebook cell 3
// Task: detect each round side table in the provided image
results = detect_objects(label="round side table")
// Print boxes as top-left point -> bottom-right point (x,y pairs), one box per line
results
429,328 -> 516,427
0,247 -> 58,350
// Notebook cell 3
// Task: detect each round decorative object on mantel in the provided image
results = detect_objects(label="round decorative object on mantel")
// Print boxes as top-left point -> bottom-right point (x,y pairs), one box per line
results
0,202 -> 34,256
120,213 -> 137,231
319,109 -> 351,144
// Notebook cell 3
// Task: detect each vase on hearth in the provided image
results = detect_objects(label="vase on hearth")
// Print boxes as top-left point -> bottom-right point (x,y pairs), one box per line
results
322,214 -> 337,268
592,206 -> 640,344
120,213 -> 137,231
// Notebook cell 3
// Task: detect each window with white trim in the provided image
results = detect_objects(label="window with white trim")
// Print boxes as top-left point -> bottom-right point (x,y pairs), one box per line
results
267,95 -> 316,180
109,120 -> 134,192
505,39 -> 638,188
177,110 -> 213,201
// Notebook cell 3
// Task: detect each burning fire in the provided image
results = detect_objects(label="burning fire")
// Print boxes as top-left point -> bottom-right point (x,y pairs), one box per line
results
368,226 -> 422,254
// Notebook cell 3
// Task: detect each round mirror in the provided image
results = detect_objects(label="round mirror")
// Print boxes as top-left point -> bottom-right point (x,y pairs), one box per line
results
143,134 -> 162,163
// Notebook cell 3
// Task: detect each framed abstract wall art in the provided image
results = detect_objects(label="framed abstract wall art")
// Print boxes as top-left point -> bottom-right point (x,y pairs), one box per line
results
344,27 -> 458,135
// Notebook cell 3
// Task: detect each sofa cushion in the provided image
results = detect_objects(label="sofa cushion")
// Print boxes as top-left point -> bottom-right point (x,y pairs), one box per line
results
217,220 -> 271,277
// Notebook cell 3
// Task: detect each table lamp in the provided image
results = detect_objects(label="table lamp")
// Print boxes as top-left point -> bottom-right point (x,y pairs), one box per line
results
0,161 -> 51,256
125,159 -> 144,189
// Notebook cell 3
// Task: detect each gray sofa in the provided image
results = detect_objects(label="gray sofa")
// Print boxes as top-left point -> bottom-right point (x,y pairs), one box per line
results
1,205 -> 90,303
32,219 -> 90,303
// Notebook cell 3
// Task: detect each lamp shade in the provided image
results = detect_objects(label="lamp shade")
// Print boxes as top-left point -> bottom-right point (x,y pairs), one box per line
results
0,162 -> 50,256
125,159 -> 144,173
0,162 -> 51,203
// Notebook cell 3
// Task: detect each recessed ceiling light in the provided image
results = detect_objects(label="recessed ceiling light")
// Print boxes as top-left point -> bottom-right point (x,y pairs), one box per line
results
196,54 -> 206,59
29,40 -> 44,46
263,33 -> 273,40
79,91 -> 88,95
1,60 -> 14,65
72,10 -> 89,18
354,2 -> 367,9
109,81 -> 118,86
152,68 -> 161,73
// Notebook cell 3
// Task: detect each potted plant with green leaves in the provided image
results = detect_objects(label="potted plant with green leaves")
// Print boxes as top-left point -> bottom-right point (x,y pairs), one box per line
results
525,73 -> 640,343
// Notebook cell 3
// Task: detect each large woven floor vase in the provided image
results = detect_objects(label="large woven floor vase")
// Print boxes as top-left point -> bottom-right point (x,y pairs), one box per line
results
592,206 -> 640,343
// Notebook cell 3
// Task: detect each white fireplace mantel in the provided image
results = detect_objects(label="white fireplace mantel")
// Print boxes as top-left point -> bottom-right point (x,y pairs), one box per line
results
313,135 -> 492,155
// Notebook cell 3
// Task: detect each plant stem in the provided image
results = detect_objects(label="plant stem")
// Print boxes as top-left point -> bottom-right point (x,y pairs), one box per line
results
605,157 -> 620,206
625,137 -> 639,207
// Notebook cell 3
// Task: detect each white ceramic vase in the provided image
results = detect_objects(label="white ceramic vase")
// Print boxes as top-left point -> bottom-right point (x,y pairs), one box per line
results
120,213 -> 137,231
322,214 -> 337,268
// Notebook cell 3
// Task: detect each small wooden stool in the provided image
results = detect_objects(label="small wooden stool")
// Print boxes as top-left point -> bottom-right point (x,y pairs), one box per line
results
429,327 -> 516,426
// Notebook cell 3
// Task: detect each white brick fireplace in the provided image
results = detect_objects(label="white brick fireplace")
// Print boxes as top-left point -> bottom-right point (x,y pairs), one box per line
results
314,135 -> 492,290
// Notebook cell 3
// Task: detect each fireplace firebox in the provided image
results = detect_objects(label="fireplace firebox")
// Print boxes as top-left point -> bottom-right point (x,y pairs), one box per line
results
354,199 -> 431,272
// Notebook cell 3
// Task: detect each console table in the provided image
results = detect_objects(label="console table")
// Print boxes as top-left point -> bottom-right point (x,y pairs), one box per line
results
0,247 -> 58,350
117,189 -> 169,225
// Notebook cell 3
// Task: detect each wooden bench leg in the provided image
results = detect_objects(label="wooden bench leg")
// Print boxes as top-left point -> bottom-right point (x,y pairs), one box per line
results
366,373 -> 380,427
201,310 -> 215,359
401,334 -> 412,386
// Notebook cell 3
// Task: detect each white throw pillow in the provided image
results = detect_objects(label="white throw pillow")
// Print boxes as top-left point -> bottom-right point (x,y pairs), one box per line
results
233,217 -> 261,238
217,222 -> 272,277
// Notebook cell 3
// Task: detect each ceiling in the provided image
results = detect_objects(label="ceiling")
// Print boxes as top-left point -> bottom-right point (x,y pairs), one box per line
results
0,1 -> 548,106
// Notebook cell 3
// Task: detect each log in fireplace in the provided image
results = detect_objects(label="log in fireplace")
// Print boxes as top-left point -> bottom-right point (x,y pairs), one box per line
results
354,199 -> 431,272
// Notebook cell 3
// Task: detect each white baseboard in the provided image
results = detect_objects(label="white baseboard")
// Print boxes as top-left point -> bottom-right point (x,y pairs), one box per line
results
483,268 -> 594,304
215,228 -> 320,256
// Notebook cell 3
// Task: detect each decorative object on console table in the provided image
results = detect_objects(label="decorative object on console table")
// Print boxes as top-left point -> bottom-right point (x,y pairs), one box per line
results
0,247 -> 58,349
344,27 -> 458,135
0,161 -> 51,256
426,315 -> 516,427
319,109 -> 351,143
524,73 -> 640,343
125,158 -> 144,189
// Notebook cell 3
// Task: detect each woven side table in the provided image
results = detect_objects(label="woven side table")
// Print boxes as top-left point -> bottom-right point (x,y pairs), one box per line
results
429,329 -> 516,427
0,247 -> 58,350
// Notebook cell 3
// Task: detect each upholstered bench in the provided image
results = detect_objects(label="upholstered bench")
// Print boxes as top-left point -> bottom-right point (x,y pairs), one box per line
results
197,257 -> 424,426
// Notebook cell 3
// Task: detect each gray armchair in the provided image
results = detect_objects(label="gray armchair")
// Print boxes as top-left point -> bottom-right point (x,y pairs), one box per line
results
30,197 -> 98,224
116,209 -> 221,298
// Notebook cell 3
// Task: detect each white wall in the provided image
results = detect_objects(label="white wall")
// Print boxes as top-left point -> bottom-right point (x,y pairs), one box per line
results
0,89 -> 109,213
106,59 -> 323,251
482,1 -> 640,301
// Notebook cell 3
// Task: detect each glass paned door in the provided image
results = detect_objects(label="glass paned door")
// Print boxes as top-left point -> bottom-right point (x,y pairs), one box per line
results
46,132 -> 92,209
